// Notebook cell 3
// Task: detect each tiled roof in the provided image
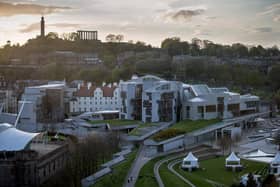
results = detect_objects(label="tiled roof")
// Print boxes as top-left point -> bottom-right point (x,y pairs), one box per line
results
74,85 -> 96,97
74,84 -> 117,97
101,86 -> 117,97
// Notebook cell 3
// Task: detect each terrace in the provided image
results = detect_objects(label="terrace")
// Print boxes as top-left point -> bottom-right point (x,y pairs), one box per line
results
152,119 -> 221,142
89,119 -> 140,127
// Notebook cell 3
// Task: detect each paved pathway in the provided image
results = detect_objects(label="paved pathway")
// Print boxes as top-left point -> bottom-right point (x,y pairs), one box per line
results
123,145 -> 151,187
154,154 -> 188,187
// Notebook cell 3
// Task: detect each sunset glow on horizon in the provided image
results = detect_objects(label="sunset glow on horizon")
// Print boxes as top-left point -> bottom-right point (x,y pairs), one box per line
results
0,0 -> 279,47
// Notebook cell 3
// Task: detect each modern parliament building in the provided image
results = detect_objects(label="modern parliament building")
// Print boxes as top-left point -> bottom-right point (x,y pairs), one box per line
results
119,75 -> 259,123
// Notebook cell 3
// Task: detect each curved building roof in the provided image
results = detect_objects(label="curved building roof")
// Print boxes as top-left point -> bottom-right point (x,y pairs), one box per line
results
0,123 -> 39,151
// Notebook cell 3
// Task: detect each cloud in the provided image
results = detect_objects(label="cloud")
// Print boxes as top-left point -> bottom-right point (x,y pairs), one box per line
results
0,1 -> 71,17
168,0 -> 201,9
273,15 -> 280,22
193,29 -> 211,36
254,27 -> 273,33
163,9 -> 205,22
258,3 -> 280,22
20,22 -> 80,33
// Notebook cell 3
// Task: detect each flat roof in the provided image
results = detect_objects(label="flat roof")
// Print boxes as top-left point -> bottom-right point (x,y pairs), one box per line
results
30,142 -> 61,157
28,83 -> 65,89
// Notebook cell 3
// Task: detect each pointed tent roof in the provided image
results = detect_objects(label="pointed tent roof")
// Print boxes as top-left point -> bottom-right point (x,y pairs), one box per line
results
226,152 -> 240,162
183,152 -> 198,162
271,152 -> 280,164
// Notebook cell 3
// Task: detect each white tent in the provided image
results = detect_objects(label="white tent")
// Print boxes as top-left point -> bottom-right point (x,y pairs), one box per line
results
225,152 -> 242,171
181,152 -> 199,171
270,152 -> 280,175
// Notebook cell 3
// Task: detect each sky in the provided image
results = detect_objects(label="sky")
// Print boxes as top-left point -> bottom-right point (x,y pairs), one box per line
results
0,0 -> 279,47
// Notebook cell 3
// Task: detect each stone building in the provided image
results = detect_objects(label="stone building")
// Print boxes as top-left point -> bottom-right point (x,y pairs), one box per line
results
0,123 -> 69,187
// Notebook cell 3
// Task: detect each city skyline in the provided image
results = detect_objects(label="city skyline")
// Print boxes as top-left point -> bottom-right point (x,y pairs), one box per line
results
0,0 -> 280,47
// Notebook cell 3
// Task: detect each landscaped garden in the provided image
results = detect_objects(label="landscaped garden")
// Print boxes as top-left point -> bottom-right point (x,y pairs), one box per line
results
136,154 -> 268,187
152,119 -> 221,142
174,156 -> 268,187
159,161 -> 191,187
93,150 -> 138,187
89,119 -> 140,126
135,157 -> 162,187
128,123 -> 160,136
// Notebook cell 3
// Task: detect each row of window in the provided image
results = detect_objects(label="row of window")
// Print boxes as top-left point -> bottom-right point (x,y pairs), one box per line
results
73,101 -> 119,105
77,97 -> 118,100
72,107 -> 119,112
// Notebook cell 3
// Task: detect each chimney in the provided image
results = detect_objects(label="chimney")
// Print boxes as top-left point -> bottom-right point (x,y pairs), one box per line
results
87,82 -> 92,89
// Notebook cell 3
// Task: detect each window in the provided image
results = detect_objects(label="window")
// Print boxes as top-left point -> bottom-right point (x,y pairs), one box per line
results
206,105 -> 216,112
186,106 -> 190,118
197,106 -> 204,113
245,101 -> 257,108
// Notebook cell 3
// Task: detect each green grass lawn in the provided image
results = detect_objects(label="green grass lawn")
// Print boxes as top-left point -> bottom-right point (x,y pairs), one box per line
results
174,156 -> 268,187
135,157 -> 163,187
128,123 -> 159,136
89,119 -> 140,126
159,161 -> 191,187
152,119 -> 221,142
92,150 -> 137,187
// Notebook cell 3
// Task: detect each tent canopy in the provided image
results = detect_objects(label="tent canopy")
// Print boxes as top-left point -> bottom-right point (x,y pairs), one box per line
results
226,152 -> 240,162
183,152 -> 198,162
271,152 -> 280,164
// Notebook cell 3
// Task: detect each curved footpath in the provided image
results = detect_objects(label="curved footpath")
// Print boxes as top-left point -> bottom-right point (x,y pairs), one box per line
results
154,154 -> 196,187
168,159 -> 196,187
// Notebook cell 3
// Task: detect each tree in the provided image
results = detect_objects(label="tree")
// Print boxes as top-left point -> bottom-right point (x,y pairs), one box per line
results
46,32 -> 59,40
269,65 -> 280,90
115,34 -> 124,43
161,37 -> 190,56
246,173 -> 257,187
218,136 -> 232,155
262,174 -> 278,187
106,34 -> 116,42
273,89 -> 280,109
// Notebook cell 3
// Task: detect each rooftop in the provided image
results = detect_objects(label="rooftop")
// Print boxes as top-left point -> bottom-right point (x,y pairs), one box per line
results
0,123 -> 39,151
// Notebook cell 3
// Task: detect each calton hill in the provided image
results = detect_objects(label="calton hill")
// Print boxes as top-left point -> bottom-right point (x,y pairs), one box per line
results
0,33 -> 280,107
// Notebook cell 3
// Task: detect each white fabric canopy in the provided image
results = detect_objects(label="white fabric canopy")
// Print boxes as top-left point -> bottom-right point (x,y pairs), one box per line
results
184,152 -> 198,162
0,123 -> 39,151
226,152 -> 240,162
271,152 -> 280,164
182,152 -> 199,169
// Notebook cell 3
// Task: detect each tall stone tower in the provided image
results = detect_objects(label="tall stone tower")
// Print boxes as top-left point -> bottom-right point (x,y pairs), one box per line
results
40,16 -> 45,37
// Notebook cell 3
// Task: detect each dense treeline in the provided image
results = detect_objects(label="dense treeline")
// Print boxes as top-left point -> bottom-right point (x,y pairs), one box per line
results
161,37 -> 280,57
0,34 -> 280,107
